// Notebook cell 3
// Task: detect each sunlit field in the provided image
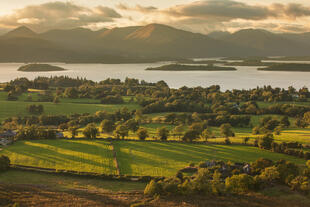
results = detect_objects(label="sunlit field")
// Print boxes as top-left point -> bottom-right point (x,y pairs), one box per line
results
1,140 -> 116,174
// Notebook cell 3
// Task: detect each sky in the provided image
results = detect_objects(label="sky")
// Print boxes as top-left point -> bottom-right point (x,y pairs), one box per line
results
0,0 -> 309,34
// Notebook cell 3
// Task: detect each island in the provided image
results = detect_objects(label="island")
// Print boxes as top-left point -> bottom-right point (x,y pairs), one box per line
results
177,59 -> 227,64
224,60 -> 274,67
18,64 -> 66,72
258,63 -> 310,72
145,64 -> 237,71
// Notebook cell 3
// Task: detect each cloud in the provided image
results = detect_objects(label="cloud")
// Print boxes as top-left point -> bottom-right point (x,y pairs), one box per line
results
119,0 -> 310,34
0,1 -> 122,31
164,0 -> 273,21
117,3 -> 158,13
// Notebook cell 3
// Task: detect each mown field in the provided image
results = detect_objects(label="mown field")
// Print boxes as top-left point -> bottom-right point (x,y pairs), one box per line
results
0,140 -> 305,177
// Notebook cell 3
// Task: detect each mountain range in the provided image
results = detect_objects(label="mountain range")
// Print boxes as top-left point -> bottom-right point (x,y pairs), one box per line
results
0,24 -> 310,63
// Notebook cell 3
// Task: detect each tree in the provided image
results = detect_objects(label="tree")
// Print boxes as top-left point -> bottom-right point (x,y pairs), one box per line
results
100,120 -> 115,133
173,124 -> 185,139
0,155 -> 10,172
157,127 -> 170,141
125,119 -> 140,132
243,137 -> 250,145
137,128 -> 148,140
114,124 -> 129,139
201,128 -> 213,142
304,111 -> 310,125
280,116 -> 290,128
258,134 -> 274,150
182,129 -> 199,142
295,118 -> 307,128
220,123 -> 235,138
68,126 -> 79,138
225,174 -> 255,193
64,87 -> 79,98
83,123 -> 98,139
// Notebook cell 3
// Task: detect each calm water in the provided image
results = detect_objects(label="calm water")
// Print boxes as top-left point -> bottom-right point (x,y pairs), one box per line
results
0,62 -> 309,90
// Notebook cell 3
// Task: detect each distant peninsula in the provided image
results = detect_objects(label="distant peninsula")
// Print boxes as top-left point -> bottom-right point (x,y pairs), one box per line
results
18,64 -> 66,72
146,64 -> 237,71
258,63 -> 310,72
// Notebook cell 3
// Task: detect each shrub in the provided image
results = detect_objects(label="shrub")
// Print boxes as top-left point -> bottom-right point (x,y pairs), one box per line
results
259,166 -> 280,184
225,174 -> 255,193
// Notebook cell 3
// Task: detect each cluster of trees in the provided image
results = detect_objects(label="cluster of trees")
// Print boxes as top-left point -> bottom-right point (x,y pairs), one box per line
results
16,125 -> 57,140
144,158 -> 310,197
252,116 -> 290,135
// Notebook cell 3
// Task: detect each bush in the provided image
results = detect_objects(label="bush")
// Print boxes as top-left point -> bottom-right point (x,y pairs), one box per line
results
225,174 -> 255,193
0,155 -> 10,172
251,158 -> 273,174
259,166 -> 280,184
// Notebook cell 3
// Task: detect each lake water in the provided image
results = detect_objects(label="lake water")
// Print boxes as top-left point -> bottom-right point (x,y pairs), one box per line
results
0,62 -> 309,90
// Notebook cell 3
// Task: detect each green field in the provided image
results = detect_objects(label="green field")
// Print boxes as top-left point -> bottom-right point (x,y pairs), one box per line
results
1,140 -> 116,174
0,91 -> 140,122
1,140 -> 305,177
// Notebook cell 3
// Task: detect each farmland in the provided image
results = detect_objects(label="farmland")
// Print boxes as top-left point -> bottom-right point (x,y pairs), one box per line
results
0,139 -> 305,177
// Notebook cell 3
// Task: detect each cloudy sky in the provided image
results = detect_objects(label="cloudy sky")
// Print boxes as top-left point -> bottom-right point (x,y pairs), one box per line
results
0,0 -> 309,34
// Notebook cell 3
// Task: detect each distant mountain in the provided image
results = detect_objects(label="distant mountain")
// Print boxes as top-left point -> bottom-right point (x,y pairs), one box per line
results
221,29 -> 310,56
2,26 -> 38,39
0,25 -> 310,63
103,24 -> 255,58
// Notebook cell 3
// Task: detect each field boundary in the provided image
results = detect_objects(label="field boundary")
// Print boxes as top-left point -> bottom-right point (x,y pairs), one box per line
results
110,141 -> 121,176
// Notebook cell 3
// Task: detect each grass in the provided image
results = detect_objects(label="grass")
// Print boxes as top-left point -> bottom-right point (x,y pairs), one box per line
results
1,140 -> 305,177
1,140 -> 116,174
0,169 -> 145,192
114,141 -> 305,176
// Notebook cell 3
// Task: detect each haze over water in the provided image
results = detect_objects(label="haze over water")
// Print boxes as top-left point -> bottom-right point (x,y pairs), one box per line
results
0,62 -> 309,90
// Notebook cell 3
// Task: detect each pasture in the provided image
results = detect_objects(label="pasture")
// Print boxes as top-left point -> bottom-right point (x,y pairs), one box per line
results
1,140 -> 305,177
